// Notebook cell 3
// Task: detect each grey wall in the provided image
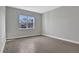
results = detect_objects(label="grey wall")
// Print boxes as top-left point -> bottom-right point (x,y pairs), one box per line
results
6,6 -> 79,42
42,6 -> 79,42
0,6 -> 6,52
6,7 -> 42,39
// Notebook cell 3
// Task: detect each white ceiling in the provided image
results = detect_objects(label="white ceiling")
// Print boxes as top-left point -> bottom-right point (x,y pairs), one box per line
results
11,6 -> 60,14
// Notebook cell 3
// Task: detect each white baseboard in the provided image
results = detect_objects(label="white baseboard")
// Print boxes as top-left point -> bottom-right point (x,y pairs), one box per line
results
7,34 -> 41,40
42,34 -> 79,45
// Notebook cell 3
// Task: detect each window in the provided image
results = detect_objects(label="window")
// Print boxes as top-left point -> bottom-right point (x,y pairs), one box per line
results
19,15 -> 35,29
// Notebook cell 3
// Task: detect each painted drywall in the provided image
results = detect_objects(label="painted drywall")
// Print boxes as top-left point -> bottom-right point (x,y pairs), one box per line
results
11,6 -> 60,13
42,6 -> 79,42
0,6 -> 6,52
6,7 -> 42,39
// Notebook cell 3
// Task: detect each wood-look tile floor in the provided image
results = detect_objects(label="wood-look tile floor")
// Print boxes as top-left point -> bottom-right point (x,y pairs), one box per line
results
3,35 -> 79,53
